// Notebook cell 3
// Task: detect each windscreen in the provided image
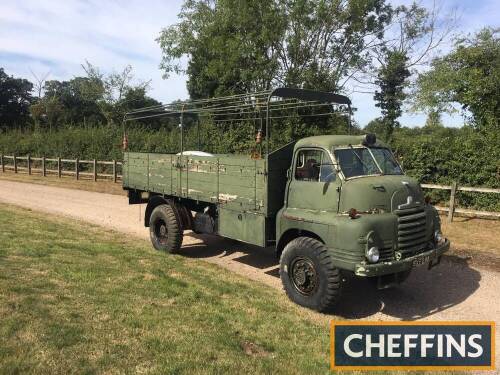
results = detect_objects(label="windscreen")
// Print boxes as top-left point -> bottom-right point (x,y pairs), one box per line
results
334,147 -> 402,178
370,148 -> 403,175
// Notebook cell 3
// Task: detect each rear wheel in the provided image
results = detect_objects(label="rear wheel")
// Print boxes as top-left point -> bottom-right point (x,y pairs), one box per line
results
279,237 -> 342,312
149,204 -> 183,253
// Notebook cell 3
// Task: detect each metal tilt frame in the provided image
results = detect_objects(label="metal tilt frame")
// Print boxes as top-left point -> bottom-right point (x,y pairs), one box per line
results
123,87 -> 352,158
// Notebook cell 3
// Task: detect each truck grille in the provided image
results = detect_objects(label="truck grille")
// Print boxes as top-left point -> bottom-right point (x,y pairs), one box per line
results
379,240 -> 394,262
395,206 -> 428,258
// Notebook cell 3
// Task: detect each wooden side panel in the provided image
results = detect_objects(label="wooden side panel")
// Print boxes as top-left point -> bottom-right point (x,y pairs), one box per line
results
123,152 -> 149,190
149,154 -> 173,194
123,152 -> 268,215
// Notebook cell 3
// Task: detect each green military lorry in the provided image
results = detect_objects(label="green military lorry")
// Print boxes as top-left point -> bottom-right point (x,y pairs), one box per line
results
123,88 -> 449,312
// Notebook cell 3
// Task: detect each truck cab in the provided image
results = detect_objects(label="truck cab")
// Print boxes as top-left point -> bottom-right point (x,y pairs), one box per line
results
276,134 -> 449,310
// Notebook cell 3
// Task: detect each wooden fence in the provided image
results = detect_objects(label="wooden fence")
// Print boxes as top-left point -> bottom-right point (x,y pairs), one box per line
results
0,154 -> 122,183
421,183 -> 499,222
0,154 -> 498,221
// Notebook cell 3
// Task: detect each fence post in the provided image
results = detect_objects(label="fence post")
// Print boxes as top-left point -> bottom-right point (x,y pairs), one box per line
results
448,181 -> 457,223
0,154 -> 4,172
93,159 -> 97,182
28,154 -> 31,175
58,157 -> 62,178
42,156 -> 46,177
113,160 -> 117,183
13,154 -> 17,173
75,158 -> 79,180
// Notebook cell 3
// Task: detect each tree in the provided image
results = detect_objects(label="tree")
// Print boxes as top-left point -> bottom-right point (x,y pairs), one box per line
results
373,50 -> 410,140
158,0 -> 393,98
44,78 -> 104,125
371,2 -> 454,140
81,62 -> 150,125
30,69 -> 50,99
0,68 -> 33,128
424,110 -> 442,128
364,117 -> 387,139
414,28 -> 500,130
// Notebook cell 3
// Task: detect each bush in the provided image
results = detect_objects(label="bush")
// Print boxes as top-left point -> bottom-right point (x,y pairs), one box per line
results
1,122 -> 498,211
391,126 -> 499,211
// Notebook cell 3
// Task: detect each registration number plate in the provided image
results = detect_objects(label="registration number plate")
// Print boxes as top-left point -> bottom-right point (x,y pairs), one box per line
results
412,255 -> 430,268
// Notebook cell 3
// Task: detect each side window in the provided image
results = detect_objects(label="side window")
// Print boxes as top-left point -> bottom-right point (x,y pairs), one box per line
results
295,149 -> 336,182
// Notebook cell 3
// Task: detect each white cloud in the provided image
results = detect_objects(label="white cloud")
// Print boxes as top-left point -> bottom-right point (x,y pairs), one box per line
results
0,0 -> 188,101
0,0 -> 497,127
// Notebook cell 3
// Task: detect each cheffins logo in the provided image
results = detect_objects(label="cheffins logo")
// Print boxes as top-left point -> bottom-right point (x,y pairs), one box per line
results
330,321 -> 495,371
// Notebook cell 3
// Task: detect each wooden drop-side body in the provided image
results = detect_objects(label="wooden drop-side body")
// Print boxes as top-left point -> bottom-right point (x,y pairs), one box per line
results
122,142 -> 295,247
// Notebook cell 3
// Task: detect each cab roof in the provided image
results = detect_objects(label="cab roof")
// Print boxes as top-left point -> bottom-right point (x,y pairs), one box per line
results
294,134 -> 387,150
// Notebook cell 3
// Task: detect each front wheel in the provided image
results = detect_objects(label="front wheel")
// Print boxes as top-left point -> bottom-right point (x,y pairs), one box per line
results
149,204 -> 183,253
279,237 -> 342,312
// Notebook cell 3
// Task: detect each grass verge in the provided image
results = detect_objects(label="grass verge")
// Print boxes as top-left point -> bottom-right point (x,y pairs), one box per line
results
0,204 -> 339,374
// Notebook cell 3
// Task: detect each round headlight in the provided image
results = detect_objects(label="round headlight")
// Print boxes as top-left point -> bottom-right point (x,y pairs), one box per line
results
434,230 -> 444,245
366,246 -> 380,263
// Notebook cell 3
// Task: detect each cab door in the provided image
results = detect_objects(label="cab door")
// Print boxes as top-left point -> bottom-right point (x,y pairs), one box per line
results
286,148 -> 341,212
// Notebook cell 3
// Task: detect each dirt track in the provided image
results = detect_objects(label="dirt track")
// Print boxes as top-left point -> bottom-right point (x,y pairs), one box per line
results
0,179 -> 498,365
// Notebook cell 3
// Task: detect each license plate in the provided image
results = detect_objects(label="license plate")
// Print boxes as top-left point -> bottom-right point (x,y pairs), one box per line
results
412,255 -> 430,268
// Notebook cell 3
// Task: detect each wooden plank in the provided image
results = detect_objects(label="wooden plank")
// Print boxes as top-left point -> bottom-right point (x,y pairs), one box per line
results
421,183 -> 451,190
113,160 -> 117,183
42,156 -> 46,177
447,181 -> 457,223
422,183 -> 499,194
58,157 -> 62,178
435,206 -> 500,219
458,186 -> 500,194
13,155 -> 17,173
93,159 -> 97,181
75,158 -> 79,180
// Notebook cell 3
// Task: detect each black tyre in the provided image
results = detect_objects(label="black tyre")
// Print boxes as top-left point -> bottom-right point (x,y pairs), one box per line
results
149,204 -> 183,253
279,237 -> 341,312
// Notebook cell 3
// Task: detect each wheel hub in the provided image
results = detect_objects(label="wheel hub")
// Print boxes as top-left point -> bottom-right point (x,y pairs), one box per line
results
155,220 -> 168,244
290,257 -> 318,296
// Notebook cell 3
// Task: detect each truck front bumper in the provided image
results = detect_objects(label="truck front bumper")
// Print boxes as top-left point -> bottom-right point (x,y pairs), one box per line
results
354,239 -> 450,277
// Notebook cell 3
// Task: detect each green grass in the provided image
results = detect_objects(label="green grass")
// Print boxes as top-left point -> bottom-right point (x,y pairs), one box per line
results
0,205 -> 332,374
0,205 -> 466,375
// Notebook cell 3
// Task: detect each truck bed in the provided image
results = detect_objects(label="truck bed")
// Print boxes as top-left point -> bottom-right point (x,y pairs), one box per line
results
122,142 -> 294,246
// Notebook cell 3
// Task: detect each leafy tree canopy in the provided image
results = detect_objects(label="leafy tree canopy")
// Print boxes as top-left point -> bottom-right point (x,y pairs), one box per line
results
158,0 -> 393,98
0,68 -> 33,128
414,28 -> 500,130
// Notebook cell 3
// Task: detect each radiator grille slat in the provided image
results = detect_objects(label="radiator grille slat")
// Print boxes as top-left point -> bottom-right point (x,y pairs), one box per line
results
395,206 -> 428,258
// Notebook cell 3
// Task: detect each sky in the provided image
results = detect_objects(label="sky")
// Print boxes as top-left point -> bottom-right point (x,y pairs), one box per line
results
0,0 -> 498,128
